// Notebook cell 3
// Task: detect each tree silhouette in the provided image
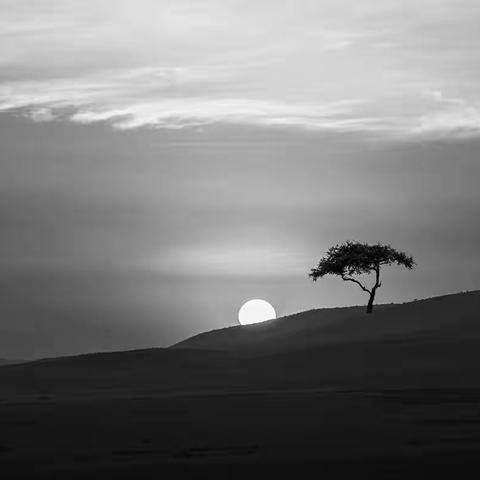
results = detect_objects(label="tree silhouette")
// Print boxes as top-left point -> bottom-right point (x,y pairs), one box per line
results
309,241 -> 415,314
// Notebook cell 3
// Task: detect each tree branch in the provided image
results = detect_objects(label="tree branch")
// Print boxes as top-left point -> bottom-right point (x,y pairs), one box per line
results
341,275 -> 371,294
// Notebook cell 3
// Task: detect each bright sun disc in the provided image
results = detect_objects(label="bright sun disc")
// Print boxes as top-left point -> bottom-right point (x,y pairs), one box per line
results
238,299 -> 276,325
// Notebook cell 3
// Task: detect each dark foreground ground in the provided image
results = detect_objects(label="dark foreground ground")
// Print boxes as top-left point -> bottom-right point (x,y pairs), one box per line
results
2,291 -> 480,478
2,387 -> 480,478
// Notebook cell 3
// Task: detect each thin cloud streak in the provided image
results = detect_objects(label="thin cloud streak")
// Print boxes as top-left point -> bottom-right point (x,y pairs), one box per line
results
143,244 -> 309,278
2,72 -> 480,137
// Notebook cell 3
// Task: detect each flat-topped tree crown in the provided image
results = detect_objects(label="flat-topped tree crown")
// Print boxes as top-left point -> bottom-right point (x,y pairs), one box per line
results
309,241 -> 415,313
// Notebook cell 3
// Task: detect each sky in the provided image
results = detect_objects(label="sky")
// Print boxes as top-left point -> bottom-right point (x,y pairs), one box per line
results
1,0 -> 480,359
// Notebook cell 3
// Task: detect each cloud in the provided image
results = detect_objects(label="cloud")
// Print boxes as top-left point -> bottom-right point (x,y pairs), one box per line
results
412,91 -> 480,138
1,0 -> 480,138
0,68 -> 374,132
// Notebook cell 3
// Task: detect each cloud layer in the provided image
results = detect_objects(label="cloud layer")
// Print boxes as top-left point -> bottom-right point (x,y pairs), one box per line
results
1,0 -> 480,137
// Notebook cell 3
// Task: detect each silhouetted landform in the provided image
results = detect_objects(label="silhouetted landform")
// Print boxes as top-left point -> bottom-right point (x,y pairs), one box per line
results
1,290 -> 480,478
174,290 -> 480,354
0,358 -> 23,366
1,290 -> 479,397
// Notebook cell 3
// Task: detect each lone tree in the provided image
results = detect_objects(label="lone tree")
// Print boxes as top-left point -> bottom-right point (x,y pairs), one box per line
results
309,241 -> 415,314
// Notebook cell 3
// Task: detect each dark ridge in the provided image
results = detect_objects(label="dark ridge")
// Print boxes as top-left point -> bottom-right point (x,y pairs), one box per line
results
0,358 -> 26,366
1,290 -> 479,397
172,290 -> 480,353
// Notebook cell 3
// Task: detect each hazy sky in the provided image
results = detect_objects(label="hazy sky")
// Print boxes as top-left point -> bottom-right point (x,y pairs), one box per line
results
1,0 -> 480,359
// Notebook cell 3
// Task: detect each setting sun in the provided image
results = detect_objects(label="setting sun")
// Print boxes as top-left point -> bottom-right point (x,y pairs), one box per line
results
238,299 -> 276,325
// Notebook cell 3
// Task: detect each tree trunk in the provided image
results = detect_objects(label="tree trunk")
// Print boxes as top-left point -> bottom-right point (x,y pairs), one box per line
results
366,289 -> 376,314
366,266 -> 381,314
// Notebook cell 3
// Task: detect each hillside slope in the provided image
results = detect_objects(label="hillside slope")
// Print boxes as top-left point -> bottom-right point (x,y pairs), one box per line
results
173,290 -> 480,354
0,358 -> 24,366
1,291 -> 480,397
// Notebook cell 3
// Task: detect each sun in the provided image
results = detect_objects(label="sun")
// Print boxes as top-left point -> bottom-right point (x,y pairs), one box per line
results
238,299 -> 276,325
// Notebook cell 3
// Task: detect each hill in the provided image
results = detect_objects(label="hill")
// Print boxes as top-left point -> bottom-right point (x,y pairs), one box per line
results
0,358 -> 24,366
173,290 -> 480,354
1,290 -> 479,397
2,291 -> 480,479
